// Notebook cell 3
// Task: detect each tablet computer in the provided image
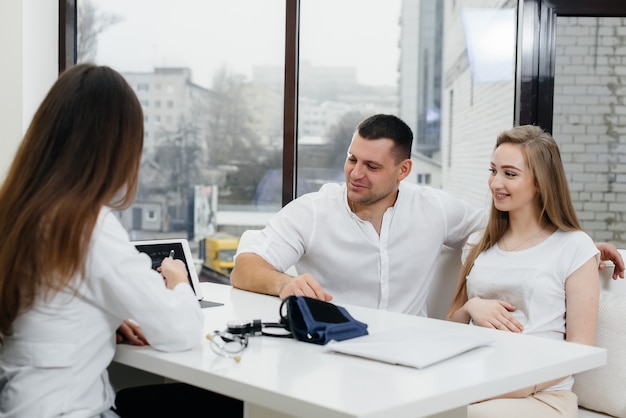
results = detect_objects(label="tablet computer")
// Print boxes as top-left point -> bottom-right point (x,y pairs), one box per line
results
133,238 -> 222,308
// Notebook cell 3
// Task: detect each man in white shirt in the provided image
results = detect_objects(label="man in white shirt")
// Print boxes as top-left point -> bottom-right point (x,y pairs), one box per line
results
230,114 -> 624,316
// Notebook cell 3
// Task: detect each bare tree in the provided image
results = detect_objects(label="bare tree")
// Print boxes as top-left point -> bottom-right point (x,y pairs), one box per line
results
206,66 -> 263,165
77,0 -> 123,63
150,114 -> 207,222
204,67 -> 277,205
325,111 -> 368,170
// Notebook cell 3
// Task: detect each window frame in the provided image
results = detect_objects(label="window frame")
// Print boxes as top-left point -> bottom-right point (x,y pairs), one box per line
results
516,0 -> 626,132
59,0 -> 301,207
63,0 -> 622,204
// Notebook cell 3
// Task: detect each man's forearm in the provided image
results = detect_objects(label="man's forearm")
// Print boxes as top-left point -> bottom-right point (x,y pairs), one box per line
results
230,253 -> 293,297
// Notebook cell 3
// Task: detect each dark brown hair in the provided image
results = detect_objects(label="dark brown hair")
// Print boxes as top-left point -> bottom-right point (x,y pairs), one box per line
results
357,114 -> 413,163
0,64 -> 144,340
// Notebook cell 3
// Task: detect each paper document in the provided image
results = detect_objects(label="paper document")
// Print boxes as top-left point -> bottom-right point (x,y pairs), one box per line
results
323,327 -> 494,369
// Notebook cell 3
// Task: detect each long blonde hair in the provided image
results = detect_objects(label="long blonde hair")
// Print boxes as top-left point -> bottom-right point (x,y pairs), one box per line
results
447,125 -> 581,317
0,64 -> 144,340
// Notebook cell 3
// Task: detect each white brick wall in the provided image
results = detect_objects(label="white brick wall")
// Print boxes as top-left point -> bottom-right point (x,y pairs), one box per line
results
553,16 -> 626,247
441,0 -> 515,210
441,7 -> 626,247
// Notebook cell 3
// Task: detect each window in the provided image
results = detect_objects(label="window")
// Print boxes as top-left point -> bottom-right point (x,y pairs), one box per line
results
516,1 -> 626,247
417,173 -> 431,185
146,209 -> 156,221
296,0 -> 403,197
77,0 -> 286,252
74,0 -> 517,271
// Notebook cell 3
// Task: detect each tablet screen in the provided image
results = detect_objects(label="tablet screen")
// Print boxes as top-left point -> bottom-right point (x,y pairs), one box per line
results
135,241 -> 196,294
133,239 -> 223,308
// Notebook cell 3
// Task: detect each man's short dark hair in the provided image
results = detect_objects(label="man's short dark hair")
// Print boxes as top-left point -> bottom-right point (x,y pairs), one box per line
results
356,114 -> 413,161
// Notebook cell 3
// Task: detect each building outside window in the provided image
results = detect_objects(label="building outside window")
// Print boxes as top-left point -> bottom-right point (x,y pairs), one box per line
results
76,0 -> 537,272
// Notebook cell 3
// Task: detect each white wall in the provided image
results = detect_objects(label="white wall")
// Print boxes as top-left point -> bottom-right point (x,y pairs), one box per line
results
440,0 -> 515,210
0,0 -> 58,181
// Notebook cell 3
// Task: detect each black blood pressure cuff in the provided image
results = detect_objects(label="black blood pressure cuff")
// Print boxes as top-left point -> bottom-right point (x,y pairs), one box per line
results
279,296 -> 368,345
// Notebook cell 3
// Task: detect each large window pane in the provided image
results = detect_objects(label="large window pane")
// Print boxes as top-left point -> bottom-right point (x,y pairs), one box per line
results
297,0 -> 402,194
76,0 -> 519,280
77,0 -> 285,279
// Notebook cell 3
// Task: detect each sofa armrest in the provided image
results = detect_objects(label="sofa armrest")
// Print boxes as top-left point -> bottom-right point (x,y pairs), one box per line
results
573,251 -> 626,418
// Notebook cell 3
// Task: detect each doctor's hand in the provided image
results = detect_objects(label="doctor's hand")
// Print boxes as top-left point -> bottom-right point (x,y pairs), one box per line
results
116,319 -> 149,346
158,257 -> 189,290
465,297 -> 524,333
279,273 -> 333,302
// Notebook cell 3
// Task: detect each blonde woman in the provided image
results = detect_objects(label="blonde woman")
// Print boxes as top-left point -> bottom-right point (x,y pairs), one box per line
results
447,125 -> 599,418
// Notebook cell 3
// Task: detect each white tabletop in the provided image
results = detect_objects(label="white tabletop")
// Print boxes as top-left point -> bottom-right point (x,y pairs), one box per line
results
113,282 -> 606,418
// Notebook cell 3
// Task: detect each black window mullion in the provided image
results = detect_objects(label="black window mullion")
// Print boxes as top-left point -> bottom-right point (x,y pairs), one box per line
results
517,0 -> 626,132
282,0 -> 299,207
59,0 -> 76,72
515,0 -> 540,127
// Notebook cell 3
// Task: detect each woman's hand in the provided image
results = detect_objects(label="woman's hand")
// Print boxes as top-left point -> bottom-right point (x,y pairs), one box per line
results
116,319 -> 149,346
465,297 -> 524,332
158,257 -> 189,289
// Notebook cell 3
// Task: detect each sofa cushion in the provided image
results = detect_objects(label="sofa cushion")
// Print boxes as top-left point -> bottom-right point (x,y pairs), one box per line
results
573,292 -> 626,418
578,407 -> 613,418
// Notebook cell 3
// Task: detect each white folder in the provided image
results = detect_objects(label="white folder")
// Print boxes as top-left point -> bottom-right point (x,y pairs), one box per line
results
323,327 -> 494,369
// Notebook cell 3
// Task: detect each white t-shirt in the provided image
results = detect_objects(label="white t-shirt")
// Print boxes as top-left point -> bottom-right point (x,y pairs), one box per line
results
237,181 -> 485,316
0,208 -> 204,418
466,229 -> 600,391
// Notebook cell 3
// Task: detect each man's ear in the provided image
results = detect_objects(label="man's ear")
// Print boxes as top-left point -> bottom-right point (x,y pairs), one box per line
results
398,159 -> 412,180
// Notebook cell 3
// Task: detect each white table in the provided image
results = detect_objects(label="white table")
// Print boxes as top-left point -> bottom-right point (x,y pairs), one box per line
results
113,283 -> 606,418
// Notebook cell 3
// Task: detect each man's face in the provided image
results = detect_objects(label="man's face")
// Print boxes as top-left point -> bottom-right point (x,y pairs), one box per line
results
343,133 -> 410,206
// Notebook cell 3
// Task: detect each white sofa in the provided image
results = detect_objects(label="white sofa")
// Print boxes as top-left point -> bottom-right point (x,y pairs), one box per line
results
429,246 -> 626,418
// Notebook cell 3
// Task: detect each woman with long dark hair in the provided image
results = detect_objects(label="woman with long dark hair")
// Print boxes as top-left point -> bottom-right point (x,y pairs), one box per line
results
0,64 -> 204,417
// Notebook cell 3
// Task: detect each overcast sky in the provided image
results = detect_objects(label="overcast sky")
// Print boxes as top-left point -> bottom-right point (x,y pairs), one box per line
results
90,0 -> 401,89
